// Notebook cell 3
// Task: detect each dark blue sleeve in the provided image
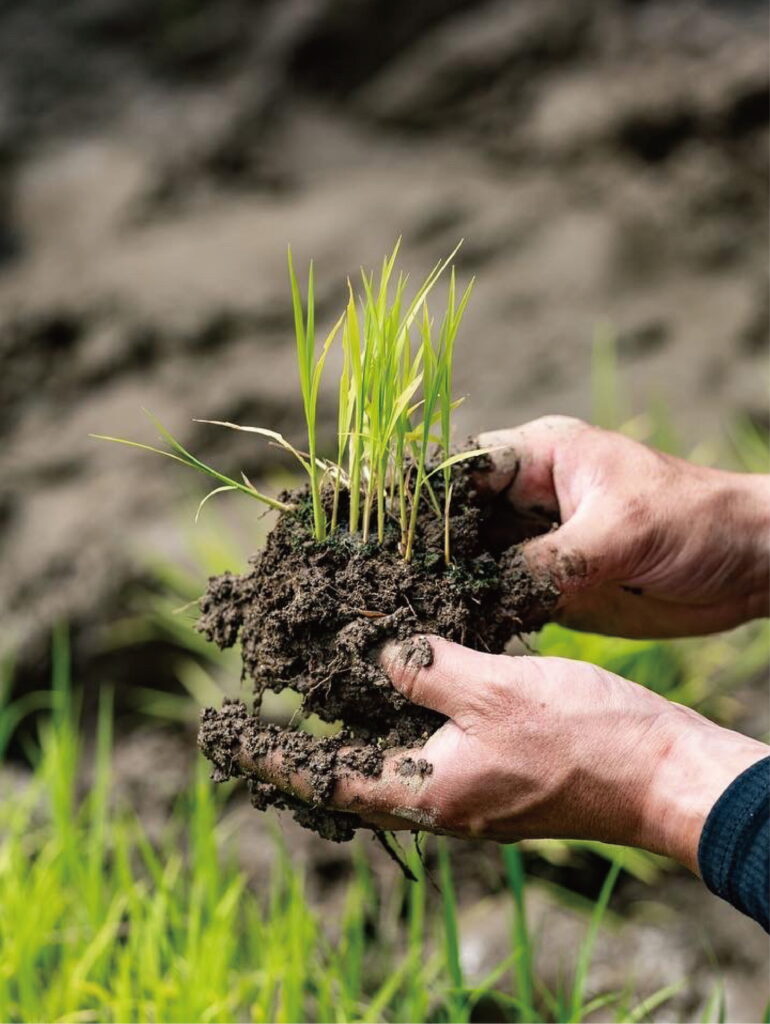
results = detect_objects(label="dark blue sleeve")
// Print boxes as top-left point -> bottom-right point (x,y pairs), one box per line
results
697,755 -> 769,931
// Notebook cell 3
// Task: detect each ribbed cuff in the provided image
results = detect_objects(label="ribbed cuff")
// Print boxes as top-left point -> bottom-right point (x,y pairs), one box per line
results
697,755 -> 770,932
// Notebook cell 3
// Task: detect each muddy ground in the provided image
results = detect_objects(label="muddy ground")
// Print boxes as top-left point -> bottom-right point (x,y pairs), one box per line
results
0,0 -> 767,675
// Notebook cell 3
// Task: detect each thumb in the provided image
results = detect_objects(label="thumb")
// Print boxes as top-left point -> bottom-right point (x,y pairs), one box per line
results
378,635 -> 499,722
475,416 -> 588,511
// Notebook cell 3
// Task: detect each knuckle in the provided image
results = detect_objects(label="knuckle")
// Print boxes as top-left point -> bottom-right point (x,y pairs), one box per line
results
458,656 -> 528,725
476,428 -> 513,447
533,414 -> 587,434
470,681 -> 514,723
498,654 -> 536,693
394,664 -> 420,704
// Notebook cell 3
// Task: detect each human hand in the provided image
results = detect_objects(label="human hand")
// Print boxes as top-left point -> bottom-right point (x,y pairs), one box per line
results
476,416 -> 770,638
229,637 -> 769,873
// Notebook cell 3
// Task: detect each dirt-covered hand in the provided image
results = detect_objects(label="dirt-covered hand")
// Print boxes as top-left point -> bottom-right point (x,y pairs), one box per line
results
476,416 -> 770,638
233,636 -> 769,870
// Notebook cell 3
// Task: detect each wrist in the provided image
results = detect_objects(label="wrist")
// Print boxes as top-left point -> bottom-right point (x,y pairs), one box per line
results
704,467 -> 770,616
637,706 -> 769,873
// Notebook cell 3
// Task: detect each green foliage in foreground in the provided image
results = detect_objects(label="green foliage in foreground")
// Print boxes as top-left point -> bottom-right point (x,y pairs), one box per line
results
0,628 -> 701,1024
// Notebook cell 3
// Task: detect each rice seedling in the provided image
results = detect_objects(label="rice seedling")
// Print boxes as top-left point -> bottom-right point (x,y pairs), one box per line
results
92,242 -> 487,563
91,411 -> 294,517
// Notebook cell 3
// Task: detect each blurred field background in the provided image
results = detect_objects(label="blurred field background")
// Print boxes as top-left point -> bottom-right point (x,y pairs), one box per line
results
0,1 -> 768,1021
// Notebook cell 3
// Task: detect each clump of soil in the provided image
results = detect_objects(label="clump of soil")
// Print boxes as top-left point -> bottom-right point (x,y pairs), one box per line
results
197,462 -> 557,841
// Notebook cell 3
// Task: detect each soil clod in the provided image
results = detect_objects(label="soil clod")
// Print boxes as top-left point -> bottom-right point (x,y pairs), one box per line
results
396,756 -> 434,779
197,465 -> 555,840
400,636 -> 435,671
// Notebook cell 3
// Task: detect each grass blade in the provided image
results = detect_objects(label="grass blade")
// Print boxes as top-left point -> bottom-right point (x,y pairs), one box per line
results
437,838 -> 467,1023
194,420 -> 312,473
502,845 -> 539,1023
569,858 -> 622,1022
194,485 -> 238,522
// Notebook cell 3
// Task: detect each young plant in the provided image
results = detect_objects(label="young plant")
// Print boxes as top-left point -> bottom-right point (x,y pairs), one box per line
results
91,411 -> 294,519
288,248 -> 346,541
437,269 -> 474,564
340,283 -> 365,535
401,274 -> 480,563
94,243 -> 487,562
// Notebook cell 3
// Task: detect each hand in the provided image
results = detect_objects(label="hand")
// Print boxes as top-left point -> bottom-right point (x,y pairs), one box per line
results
231,637 -> 769,873
476,416 -> 770,638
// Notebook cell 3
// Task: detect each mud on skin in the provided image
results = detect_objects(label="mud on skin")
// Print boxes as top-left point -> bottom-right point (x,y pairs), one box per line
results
197,463 -> 558,840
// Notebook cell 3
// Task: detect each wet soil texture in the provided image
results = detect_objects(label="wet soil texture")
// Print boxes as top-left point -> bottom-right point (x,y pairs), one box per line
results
197,466 -> 556,840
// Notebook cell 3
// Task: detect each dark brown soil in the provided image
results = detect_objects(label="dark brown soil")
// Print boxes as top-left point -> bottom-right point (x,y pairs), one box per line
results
197,462 -> 558,841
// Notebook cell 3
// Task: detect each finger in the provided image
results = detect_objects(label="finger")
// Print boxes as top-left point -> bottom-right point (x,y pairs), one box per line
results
476,415 -> 588,513
199,706 -> 452,831
378,635 -> 499,721
557,583 -> 768,639
512,508 -> 754,631
512,502 -> 608,598
334,738 -> 454,832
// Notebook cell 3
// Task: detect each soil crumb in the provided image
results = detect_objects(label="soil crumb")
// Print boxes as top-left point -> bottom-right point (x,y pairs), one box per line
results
396,756 -> 434,779
400,635 -> 434,671
197,462 -> 556,840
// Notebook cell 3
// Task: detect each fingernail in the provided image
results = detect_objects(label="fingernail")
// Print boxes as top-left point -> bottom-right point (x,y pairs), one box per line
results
373,639 -> 402,668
